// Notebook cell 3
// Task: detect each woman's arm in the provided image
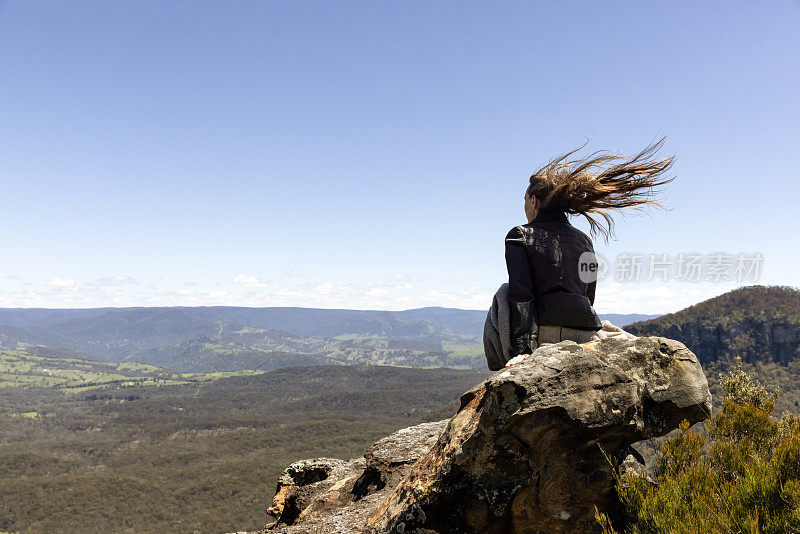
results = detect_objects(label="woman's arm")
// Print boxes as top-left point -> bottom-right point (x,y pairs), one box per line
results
505,226 -> 538,356
587,277 -> 597,306
585,246 -> 598,305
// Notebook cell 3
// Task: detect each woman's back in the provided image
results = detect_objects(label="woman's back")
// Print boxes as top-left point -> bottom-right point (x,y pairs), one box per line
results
506,209 -> 601,329
503,138 -> 674,360
505,209 -> 601,356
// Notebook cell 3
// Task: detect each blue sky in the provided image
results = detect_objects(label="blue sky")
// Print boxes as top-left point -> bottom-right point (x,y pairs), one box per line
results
1,1 -> 798,313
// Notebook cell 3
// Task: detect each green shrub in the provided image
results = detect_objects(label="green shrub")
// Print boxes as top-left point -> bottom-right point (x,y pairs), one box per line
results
598,359 -> 800,533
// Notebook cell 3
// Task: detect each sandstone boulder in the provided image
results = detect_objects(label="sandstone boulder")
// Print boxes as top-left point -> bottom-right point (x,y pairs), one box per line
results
264,336 -> 712,534
265,421 -> 449,533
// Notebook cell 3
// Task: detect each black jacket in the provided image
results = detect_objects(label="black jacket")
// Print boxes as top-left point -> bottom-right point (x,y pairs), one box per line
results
504,209 -> 602,356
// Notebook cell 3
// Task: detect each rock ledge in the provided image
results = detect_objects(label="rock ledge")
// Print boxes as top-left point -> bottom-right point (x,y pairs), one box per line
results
263,337 -> 711,534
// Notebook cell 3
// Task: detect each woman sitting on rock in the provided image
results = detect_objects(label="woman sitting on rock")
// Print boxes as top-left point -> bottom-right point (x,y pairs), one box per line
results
503,138 -> 674,366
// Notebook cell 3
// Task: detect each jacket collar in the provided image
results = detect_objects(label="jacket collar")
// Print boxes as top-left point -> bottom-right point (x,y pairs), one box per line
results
532,209 -> 568,223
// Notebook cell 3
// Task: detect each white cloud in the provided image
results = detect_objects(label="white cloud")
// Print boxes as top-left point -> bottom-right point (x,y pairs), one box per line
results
421,287 -> 494,310
281,267 -> 312,279
48,278 -> 76,288
384,273 -> 416,289
593,281 -> 739,315
0,270 -> 743,314
232,274 -> 269,287
91,275 -> 140,286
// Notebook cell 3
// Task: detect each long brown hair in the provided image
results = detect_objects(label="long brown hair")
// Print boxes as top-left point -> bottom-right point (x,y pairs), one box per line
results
527,137 -> 675,240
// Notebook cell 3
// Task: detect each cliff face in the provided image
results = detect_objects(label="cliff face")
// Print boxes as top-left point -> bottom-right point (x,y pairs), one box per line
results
628,318 -> 800,365
626,286 -> 800,365
262,336 -> 711,534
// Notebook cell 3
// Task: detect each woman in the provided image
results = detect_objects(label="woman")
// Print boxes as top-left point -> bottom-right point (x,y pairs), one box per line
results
504,139 -> 674,365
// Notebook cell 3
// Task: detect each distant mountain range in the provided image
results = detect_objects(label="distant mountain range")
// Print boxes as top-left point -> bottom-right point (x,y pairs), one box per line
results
0,306 -> 658,371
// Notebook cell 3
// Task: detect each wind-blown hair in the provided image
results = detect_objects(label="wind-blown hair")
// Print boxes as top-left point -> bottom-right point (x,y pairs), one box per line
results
527,137 -> 675,240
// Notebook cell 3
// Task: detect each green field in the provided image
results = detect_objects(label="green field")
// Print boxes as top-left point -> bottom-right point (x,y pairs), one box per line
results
0,350 -> 260,392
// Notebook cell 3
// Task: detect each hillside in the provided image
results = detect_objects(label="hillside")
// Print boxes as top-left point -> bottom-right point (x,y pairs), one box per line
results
5,293 -> 800,533
0,364 -> 488,534
627,286 -> 800,365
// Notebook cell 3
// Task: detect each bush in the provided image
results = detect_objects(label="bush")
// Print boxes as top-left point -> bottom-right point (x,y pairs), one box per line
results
598,358 -> 800,533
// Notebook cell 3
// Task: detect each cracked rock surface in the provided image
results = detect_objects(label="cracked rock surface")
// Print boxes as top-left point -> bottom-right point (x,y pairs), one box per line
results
263,337 -> 711,534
